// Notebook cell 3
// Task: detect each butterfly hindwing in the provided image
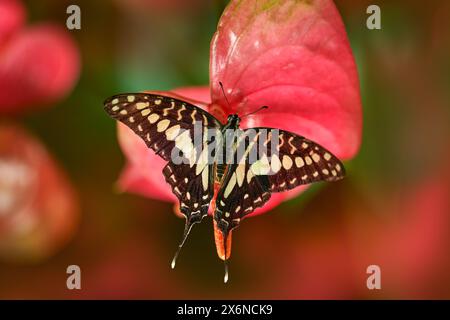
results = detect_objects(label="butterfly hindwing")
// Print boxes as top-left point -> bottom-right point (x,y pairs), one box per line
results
214,160 -> 271,233
213,129 -> 272,233
163,161 -> 215,223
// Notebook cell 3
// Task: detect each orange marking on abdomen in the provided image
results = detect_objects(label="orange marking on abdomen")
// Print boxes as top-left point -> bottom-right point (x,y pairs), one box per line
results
213,220 -> 232,260
208,182 -> 221,215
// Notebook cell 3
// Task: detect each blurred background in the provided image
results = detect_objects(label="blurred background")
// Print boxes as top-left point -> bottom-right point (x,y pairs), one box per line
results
0,0 -> 450,299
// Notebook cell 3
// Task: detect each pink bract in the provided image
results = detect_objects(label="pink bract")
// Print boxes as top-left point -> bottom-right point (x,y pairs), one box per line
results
117,0 -> 362,217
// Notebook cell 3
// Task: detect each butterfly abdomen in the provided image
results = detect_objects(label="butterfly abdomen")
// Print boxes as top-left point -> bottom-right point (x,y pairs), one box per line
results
215,163 -> 228,182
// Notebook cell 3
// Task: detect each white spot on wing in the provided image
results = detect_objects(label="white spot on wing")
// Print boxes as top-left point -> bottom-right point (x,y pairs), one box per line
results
250,155 -> 270,175
270,154 -> 282,173
136,102 -> 149,109
157,119 -> 170,132
201,165 -> 209,191
246,169 -> 254,184
305,156 -> 312,165
148,113 -> 159,124
295,157 -> 304,168
282,155 -> 293,170
312,153 -> 321,163
236,164 -> 245,187
224,173 -> 237,198
166,125 -> 181,141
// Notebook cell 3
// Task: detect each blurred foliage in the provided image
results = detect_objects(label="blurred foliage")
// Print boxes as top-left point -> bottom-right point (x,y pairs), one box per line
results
0,0 -> 449,298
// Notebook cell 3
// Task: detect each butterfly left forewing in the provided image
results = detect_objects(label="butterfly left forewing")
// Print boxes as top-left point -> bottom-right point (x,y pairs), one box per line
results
104,93 -> 222,161
104,93 -> 221,216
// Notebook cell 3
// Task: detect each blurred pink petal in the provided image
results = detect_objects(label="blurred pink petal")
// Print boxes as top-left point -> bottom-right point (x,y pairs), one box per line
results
81,235 -> 188,299
117,0 -> 362,218
265,173 -> 450,299
0,0 -> 25,46
117,122 -> 175,202
353,178 -> 450,298
0,124 -> 79,262
0,24 -> 80,114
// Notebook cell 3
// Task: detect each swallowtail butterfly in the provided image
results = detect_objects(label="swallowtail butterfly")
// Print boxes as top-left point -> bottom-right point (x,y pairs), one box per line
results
104,86 -> 345,283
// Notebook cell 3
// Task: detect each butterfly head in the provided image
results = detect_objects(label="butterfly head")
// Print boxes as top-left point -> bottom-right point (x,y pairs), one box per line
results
226,114 -> 241,129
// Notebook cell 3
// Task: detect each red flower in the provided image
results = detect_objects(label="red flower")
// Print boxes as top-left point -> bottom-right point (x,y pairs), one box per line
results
117,0 -> 362,217
0,0 -> 80,115
0,124 -> 79,262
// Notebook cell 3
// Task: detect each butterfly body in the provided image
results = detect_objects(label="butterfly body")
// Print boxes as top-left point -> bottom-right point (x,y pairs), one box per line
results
104,92 -> 345,281
213,114 -> 240,182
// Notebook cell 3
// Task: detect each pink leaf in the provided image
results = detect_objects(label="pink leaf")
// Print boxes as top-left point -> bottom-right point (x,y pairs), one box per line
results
210,0 -> 362,159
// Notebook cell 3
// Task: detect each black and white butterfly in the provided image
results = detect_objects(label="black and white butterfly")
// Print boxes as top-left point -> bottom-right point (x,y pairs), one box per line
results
104,89 -> 345,282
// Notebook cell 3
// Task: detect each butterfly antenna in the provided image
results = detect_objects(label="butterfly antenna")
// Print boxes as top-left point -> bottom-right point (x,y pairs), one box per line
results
219,81 -> 231,108
241,105 -> 268,118
171,218 -> 194,269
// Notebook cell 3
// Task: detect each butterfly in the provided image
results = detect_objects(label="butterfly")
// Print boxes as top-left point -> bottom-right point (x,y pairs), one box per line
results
104,84 -> 345,282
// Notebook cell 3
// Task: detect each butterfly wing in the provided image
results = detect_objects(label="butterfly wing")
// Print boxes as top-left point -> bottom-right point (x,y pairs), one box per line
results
104,93 -> 222,161
214,127 -> 345,234
163,160 -> 215,224
104,93 -> 222,265
259,128 -> 345,191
